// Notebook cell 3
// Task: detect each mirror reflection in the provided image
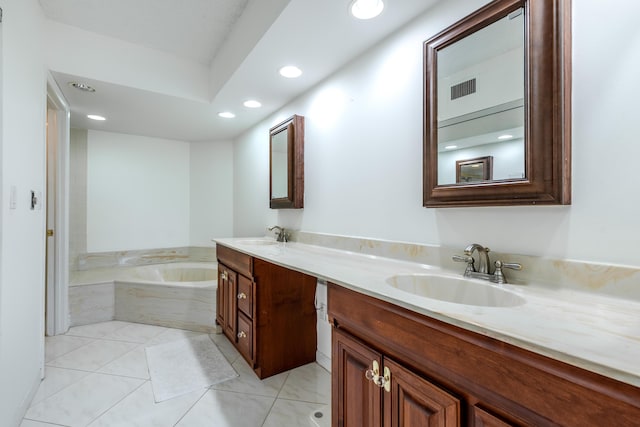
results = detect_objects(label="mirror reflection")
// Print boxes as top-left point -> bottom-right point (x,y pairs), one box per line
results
271,129 -> 288,199
437,9 -> 524,185
269,114 -> 304,209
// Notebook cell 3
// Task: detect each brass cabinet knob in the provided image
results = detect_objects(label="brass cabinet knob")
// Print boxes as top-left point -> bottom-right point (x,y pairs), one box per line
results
365,361 -> 390,393
237,292 -> 247,300
237,331 -> 247,339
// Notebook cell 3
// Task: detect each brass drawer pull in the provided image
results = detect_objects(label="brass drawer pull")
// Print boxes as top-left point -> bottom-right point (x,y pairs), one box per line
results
237,292 -> 247,300
237,331 -> 247,339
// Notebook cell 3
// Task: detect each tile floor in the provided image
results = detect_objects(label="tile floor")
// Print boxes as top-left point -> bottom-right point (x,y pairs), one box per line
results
20,321 -> 331,427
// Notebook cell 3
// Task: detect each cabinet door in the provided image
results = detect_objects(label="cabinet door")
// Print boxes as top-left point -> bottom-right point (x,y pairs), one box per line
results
216,265 -> 226,329
217,265 -> 237,341
383,358 -> 460,427
333,328 -> 383,427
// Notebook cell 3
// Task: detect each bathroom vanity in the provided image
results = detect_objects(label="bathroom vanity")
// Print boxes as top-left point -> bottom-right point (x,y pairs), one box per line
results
329,283 -> 640,426
214,237 -> 640,426
216,243 -> 317,378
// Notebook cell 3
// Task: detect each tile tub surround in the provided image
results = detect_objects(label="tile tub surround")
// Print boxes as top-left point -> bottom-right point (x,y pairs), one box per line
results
75,246 -> 216,271
70,262 -> 217,333
23,321 -> 331,426
69,282 -> 115,326
215,237 -> 640,389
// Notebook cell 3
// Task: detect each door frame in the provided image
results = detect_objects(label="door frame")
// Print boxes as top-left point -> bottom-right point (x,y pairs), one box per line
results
45,73 -> 70,336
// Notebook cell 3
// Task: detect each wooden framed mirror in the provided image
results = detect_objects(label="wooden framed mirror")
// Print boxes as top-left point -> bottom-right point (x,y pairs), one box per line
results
423,0 -> 571,207
270,114 -> 304,209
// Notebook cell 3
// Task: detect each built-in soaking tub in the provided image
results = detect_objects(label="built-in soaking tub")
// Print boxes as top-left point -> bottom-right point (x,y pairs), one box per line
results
69,262 -> 218,333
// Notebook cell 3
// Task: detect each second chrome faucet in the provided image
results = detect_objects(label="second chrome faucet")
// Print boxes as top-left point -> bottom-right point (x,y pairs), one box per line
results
268,225 -> 289,242
453,243 -> 521,284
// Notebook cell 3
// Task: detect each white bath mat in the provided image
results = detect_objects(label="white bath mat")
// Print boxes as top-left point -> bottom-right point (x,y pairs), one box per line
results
145,334 -> 238,402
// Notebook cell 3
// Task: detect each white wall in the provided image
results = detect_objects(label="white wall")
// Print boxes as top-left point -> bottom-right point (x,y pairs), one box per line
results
0,0 -> 47,424
86,130 -> 190,252
77,131 -> 233,253
190,141 -> 234,245
233,0 -> 640,268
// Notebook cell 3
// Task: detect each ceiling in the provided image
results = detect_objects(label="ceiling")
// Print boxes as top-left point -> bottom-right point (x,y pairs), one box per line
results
41,0 -> 439,142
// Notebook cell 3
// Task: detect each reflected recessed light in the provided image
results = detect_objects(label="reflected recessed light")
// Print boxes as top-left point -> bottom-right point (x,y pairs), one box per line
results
87,114 -> 106,121
279,65 -> 302,78
349,0 -> 384,19
445,145 -> 458,150
498,134 -> 513,140
218,111 -> 235,119
243,100 -> 262,108
69,82 -> 96,92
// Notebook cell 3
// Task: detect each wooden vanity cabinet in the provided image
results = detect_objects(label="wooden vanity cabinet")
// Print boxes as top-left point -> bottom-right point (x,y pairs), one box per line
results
334,327 -> 460,427
216,244 -> 317,379
328,283 -> 640,427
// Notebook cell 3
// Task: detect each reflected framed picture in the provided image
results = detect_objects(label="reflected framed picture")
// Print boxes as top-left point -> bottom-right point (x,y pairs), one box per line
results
456,156 -> 493,183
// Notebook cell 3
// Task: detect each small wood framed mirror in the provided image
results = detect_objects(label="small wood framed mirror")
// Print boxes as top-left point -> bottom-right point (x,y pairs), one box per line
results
423,0 -> 571,207
270,114 -> 304,209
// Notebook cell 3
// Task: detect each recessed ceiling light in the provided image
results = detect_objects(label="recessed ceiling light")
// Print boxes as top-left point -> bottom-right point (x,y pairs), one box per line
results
243,100 -> 262,108
445,145 -> 458,150
349,0 -> 384,19
279,65 -> 302,78
218,112 -> 235,119
69,82 -> 96,92
498,134 -> 513,140
87,114 -> 106,121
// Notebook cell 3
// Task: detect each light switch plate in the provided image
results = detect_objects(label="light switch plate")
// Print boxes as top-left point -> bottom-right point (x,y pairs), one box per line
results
10,185 -> 17,210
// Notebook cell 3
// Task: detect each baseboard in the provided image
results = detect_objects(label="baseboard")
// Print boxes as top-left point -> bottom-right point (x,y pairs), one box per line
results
11,369 -> 42,427
316,350 -> 331,373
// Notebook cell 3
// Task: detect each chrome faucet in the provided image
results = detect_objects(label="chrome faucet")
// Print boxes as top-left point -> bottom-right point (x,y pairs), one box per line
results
464,243 -> 491,274
452,243 -> 522,284
268,225 -> 289,242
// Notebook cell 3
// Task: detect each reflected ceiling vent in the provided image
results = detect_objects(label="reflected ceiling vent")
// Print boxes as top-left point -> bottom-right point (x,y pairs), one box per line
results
68,81 -> 96,92
451,78 -> 476,100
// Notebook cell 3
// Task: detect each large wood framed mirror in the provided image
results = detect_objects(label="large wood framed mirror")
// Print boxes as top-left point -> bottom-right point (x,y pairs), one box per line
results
270,114 -> 304,209
423,0 -> 571,207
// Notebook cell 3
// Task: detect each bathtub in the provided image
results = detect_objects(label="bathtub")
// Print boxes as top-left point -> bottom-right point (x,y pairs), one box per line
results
126,262 -> 217,284
69,262 -> 218,333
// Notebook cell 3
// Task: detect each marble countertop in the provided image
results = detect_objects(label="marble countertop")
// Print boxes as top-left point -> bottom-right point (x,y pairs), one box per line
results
214,237 -> 640,388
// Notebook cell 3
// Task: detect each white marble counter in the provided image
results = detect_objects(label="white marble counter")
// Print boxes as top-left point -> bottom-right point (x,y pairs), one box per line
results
214,237 -> 640,388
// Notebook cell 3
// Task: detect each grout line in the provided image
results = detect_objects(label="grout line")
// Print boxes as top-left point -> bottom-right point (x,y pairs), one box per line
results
172,387 -> 210,426
273,396 -> 331,405
44,336 -> 97,363
21,418 -> 69,427
85,379 -> 148,425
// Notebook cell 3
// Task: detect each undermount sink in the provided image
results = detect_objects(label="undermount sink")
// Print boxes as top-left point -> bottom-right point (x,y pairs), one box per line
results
237,239 -> 279,246
385,274 -> 525,307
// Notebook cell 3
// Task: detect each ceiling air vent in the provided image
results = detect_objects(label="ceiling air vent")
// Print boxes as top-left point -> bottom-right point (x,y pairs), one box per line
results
451,78 -> 476,100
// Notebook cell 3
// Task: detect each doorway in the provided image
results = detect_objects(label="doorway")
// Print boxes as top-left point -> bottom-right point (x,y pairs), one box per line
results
45,75 -> 70,336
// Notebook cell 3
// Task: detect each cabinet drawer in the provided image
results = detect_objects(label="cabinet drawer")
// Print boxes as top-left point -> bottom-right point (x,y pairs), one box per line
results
217,244 -> 252,277
237,275 -> 253,318
473,406 -> 519,427
236,312 -> 253,363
